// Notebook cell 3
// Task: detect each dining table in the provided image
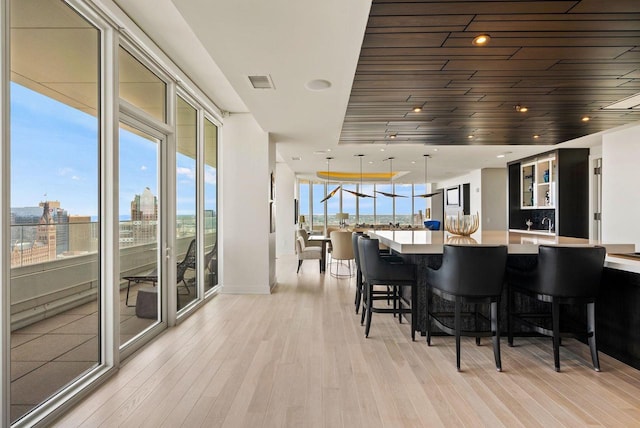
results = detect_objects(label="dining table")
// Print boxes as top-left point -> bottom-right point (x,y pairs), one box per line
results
308,235 -> 332,273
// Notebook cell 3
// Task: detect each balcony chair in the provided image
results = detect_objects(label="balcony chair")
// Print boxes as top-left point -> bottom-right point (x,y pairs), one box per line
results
507,245 -> 606,372
177,238 -> 197,295
122,238 -> 197,306
358,236 -> 417,340
426,244 -> 507,372
295,236 -> 322,273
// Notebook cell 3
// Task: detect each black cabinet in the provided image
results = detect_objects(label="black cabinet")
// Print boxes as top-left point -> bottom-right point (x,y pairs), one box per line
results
508,149 -> 589,238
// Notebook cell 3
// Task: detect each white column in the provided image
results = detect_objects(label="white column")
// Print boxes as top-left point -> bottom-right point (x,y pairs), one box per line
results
220,113 -> 271,294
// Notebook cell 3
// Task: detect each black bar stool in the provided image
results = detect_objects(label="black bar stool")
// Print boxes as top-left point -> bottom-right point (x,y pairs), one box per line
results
507,245 -> 606,372
426,244 -> 508,372
358,236 -> 417,340
352,233 -> 403,315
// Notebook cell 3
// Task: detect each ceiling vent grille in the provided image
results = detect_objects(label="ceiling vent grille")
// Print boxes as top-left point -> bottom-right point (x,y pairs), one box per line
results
248,75 -> 275,89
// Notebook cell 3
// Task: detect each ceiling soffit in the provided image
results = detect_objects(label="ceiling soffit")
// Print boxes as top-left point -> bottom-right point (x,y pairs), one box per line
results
342,0 -> 640,147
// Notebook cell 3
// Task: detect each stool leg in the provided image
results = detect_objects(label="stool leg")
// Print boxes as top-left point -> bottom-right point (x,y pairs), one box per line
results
552,300 -> 561,372
297,260 -> 303,273
411,284 -> 417,342
355,271 -> 362,314
361,281 -> 368,325
365,284 -> 373,338
426,288 -> 432,346
587,302 -> 600,372
397,287 -> 402,324
475,304 -> 481,346
492,301 -> 502,372
455,298 -> 462,371
507,285 -> 514,347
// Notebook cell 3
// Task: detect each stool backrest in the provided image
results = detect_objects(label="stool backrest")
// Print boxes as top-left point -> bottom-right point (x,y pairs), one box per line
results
357,235 -> 372,282
436,245 -> 507,297
352,232 -> 365,271
537,245 -> 606,297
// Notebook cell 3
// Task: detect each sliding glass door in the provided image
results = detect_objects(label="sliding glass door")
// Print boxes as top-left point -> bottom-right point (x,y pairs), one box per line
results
9,1 -> 100,423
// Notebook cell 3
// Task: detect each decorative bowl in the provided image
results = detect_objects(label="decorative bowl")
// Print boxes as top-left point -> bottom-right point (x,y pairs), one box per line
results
424,220 -> 441,230
444,212 -> 479,236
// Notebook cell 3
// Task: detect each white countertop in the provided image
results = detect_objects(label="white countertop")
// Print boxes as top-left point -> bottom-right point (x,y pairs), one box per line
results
367,229 -> 635,256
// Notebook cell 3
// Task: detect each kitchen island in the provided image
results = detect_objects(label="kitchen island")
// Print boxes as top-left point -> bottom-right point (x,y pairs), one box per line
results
367,229 -> 640,369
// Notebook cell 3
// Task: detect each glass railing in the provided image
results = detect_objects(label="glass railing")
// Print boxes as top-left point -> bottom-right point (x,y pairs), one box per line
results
10,220 -> 216,268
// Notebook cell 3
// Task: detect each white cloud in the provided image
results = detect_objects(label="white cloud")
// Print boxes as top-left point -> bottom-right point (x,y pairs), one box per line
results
71,175 -> 80,181
58,167 -> 73,176
177,166 -> 195,180
140,165 -> 147,171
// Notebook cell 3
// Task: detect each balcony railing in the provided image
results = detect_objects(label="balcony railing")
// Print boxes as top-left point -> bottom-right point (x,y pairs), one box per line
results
9,220 -> 216,330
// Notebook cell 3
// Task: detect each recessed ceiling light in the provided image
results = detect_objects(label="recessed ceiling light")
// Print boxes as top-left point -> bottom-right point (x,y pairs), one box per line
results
515,105 -> 528,113
313,150 -> 326,155
582,116 -> 590,122
472,34 -> 491,46
368,161 -> 374,164
433,148 -> 438,152
413,106 -> 422,113
533,134 -> 540,139
389,134 -> 397,139
467,135 -> 474,139
496,154 -> 505,158
327,148 -> 332,152
304,79 -> 331,91
411,160 -> 416,164
380,148 -> 385,151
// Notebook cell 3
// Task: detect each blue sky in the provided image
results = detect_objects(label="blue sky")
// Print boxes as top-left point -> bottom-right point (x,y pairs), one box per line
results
11,83 -> 215,218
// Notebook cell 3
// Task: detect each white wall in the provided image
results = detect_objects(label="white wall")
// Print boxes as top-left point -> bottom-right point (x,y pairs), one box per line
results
437,169 -> 483,228
436,168 -> 508,232
481,168 -> 508,230
275,161 -> 295,257
602,124 -> 640,250
220,113 -> 271,294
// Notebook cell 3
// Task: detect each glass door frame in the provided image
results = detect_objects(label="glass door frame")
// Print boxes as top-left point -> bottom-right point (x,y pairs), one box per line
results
117,112 -> 172,359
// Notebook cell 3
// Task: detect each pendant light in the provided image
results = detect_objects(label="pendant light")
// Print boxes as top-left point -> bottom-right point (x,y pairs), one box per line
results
343,154 -> 374,198
415,154 -> 441,198
319,156 -> 341,203
375,157 -> 407,198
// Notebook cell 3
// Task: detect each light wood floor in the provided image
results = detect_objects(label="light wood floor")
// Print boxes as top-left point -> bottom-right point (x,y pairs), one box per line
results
55,255 -> 640,427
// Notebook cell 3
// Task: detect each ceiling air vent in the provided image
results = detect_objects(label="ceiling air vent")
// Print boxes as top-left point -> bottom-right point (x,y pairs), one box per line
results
248,74 -> 275,89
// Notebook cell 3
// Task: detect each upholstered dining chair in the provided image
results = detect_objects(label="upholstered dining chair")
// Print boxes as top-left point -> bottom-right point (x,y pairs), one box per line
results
329,230 -> 354,277
297,228 -> 322,247
295,236 -> 323,273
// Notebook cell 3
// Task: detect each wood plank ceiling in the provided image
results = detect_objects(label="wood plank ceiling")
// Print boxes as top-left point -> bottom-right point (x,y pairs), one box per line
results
341,0 -> 640,146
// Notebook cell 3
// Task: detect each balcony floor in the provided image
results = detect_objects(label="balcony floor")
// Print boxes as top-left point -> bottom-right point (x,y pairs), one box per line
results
9,281 -> 163,422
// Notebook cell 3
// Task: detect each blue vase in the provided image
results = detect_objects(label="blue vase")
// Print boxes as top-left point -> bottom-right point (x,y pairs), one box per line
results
543,170 -> 549,183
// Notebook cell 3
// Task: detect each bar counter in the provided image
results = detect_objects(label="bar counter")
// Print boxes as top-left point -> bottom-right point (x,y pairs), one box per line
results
368,229 -> 635,256
366,229 -> 640,369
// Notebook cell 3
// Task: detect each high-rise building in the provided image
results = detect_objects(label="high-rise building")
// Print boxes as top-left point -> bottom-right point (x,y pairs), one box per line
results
11,201 -> 58,267
124,187 -> 158,245
11,200 -> 69,264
